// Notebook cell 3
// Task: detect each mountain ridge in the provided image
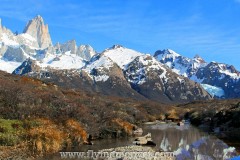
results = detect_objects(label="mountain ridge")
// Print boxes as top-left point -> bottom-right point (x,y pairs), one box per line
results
1,15 -> 239,102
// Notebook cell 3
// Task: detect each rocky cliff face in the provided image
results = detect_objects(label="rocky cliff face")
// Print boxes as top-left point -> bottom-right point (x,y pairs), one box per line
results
23,15 -> 52,49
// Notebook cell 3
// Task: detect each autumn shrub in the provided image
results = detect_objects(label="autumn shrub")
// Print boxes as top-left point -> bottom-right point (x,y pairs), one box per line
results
166,109 -> 180,121
112,118 -> 135,136
26,118 -> 65,155
64,119 -> 88,145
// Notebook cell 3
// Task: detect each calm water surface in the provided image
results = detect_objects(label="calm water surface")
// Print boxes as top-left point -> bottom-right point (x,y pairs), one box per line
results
43,123 -> 238,159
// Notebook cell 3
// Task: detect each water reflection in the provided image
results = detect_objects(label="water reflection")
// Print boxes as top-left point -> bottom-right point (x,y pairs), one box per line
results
143,123 -> 237,159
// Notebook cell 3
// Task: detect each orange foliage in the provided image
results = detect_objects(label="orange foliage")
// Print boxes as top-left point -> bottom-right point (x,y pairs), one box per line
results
27,118 -> 65,155
65,119 -> 88,143
112,118 -> 135,135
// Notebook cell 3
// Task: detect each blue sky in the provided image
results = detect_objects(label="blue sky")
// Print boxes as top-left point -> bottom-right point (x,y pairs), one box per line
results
0,0 -> 240,69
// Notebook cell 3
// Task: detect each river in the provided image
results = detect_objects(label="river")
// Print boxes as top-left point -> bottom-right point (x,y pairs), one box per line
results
41,122 -> 239,159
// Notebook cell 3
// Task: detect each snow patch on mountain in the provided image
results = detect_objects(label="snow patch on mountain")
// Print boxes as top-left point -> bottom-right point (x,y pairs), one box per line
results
217,64 -> 240,79
125,55 -> 170,85
84,55 -> 114,82
1,33 -> 19,48
85,55 -> 113,71
200,83 -> 225,97
159,67 -> 168,82
154,49 -> 207,78
171,63 -> 188,77
20,33 -> 36,42
0,59 -> 21,73
103,45 -> 143,69
40,51 -> 85,70
93,75 -> 109,82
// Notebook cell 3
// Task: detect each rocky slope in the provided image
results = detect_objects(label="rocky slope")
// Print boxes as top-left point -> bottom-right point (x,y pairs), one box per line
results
154,49 -> 240,98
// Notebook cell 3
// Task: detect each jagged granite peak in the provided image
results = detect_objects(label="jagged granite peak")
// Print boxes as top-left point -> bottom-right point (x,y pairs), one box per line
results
23,15 -> 52,49
54,41 -> 96,60
77,44 -> 96,61
56,39 -> 77,54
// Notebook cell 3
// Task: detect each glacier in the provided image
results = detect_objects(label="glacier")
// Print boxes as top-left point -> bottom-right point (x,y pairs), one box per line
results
200,83 -> 225,97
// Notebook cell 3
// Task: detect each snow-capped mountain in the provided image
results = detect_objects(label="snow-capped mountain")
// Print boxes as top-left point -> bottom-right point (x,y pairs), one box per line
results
0,15 -> 96,73
154,49 -> 240,98
13,44 -> 211,103
123,54 -> 210,103
0,16 -> 213,103
154,49 -> 207,78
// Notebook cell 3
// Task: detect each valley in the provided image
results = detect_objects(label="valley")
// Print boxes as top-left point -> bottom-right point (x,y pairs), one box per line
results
0,15 -> 240,159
